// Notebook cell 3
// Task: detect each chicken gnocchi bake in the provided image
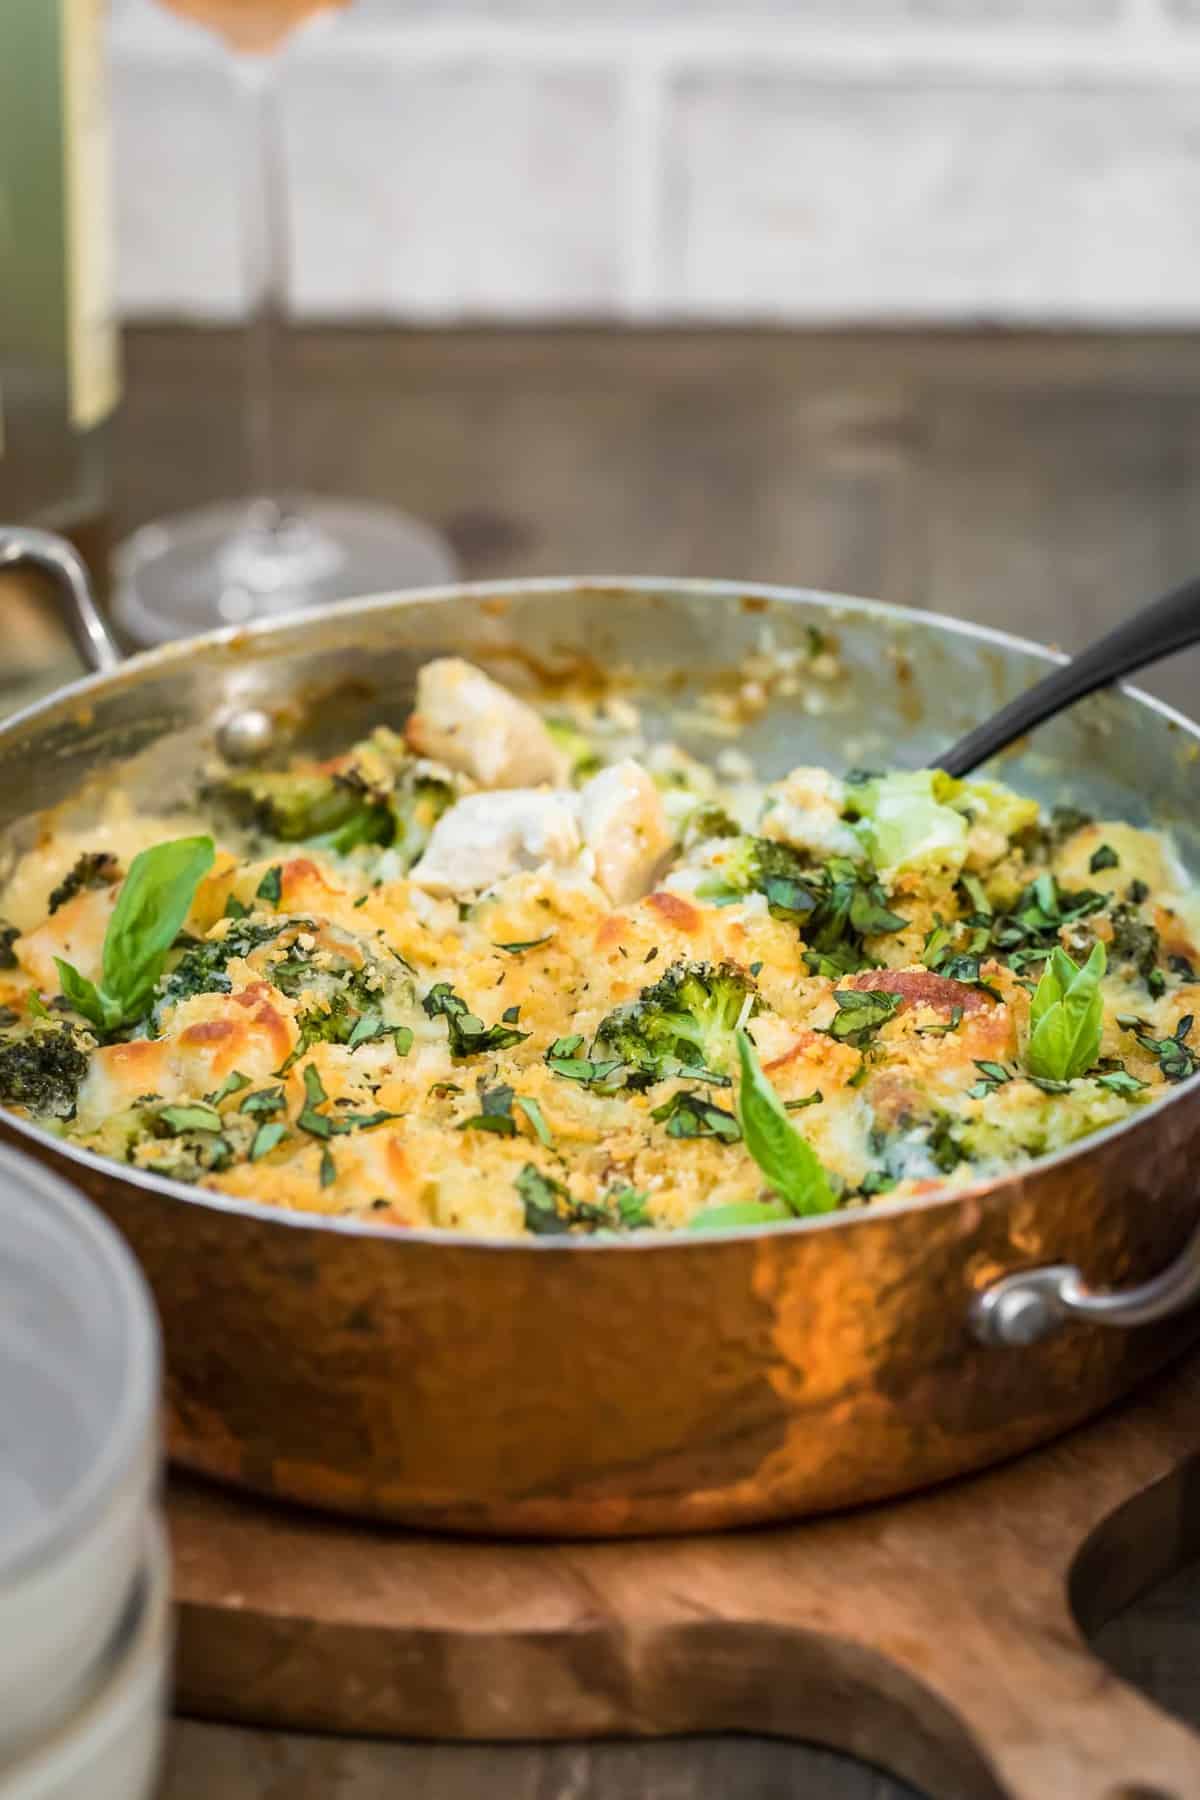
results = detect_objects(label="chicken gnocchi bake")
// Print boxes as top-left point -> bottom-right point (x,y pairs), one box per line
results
0,655 -> 1197,1237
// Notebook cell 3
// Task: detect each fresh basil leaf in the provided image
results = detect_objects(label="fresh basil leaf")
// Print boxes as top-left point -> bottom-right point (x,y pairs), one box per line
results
734,1030 -> 836,1217
53,957 -> 118,1031
346,1011 -> 388,1050
250,1121 -> 288,1160
611,1185 -> 651,1228
55,836 -> 216,1032
207,1069 -> 251,1106
240,1085 -> 285,1116
650,1089 -> 741,1142
514,1095 -> 553,1146
825,988 -> 903,1048
157,1102 -> 223,1134
103,837 -> 216,1019
1026,941 -> 1106,1083
1096,1068 -> 1148,1095
688,1198 -> 793,1232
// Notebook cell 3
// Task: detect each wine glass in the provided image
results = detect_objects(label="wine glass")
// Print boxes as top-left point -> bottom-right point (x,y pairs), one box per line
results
112,0 -> 457,645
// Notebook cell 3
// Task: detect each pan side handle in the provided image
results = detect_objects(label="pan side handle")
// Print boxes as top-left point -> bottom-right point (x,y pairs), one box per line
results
971,1221 -> 1200,1347
0,526 -> 124,675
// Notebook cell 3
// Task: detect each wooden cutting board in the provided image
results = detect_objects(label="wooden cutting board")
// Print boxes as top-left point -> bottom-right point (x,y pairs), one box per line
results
169,1345 -> 1200,1800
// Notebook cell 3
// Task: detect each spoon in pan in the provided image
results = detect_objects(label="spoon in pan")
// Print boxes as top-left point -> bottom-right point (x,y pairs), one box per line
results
935,573 -> 1200,778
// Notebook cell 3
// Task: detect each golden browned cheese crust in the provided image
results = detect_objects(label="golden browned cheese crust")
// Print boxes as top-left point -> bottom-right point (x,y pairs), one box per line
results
0,664 -> 1197,1238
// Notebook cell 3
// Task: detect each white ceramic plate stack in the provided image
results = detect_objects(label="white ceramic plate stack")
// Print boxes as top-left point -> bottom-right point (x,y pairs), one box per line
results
0,1148 -> 169,1800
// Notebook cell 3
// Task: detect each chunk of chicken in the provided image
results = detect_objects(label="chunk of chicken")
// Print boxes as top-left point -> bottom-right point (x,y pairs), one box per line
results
17,886 -> 120,992
409,790 -> 582,897
405,659 -> 565,790
576,760 -> 673,906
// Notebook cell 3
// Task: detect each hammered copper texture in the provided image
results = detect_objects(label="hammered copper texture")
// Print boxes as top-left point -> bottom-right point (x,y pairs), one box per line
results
2,579 -> 1198,1536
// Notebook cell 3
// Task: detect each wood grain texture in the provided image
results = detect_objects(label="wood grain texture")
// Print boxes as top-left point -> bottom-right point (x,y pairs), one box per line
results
107,325 -> 1200,1800
168,1347 -> 1200,1800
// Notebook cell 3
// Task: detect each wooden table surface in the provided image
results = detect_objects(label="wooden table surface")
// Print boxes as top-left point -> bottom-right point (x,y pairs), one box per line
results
13,325 -> 1200,1796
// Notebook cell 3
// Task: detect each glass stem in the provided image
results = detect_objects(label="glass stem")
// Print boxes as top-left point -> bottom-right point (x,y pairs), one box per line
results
232,51 -> 289,523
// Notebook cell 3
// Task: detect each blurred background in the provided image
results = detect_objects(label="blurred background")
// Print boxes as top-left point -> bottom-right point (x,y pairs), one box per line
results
6,0 -> 1200,711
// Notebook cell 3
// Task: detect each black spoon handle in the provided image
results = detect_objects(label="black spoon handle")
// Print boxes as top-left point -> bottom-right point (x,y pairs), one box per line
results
936,575 -> 1200,779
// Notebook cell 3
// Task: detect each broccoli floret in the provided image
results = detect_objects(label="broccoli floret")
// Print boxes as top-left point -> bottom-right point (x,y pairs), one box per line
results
209,736 -> 459,870
47,852 -> 121,916
211,768 -> 391,853
682,804 -> 740,851
592,959 -> 756,1086
0,1024 -> 90,1119
389,764 -> 456,870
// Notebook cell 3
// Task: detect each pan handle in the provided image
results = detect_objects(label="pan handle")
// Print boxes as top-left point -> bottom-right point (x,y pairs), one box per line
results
971,1221 -> 1200,1346
0,526 -> 124,675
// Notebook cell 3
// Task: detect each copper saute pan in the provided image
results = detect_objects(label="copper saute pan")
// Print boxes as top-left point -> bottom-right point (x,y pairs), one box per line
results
3,525 -> 1200,1539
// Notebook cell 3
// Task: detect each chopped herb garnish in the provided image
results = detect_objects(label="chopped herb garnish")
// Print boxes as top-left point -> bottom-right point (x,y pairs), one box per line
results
545,1051 -> 626,1089
514,1094 -> 553,1146
493,934 -> 555,955
650,1089 -> 741,1142
240,1085 -> 285,1116
1096,1068 -> 1148,1095
784,1090 -> 823,1111
157,1101 -> 223,1134
918,1004 -> 964,1038
610,1184 -> 651,1228
1089,844 -> 1119,873
347,1012 -> 389,1051
968,1060 -> 1013,1098
1118,1012 -> 1200,1083
1127,879 -> 1150,905
515,1163 -> 608,1235
422,982 -> 529,1059
224,895 -> 249,920
0,924 -> 19,969
320,1146 -> 337,1187
825,988 -> 903,1048
47,852 -> 120,916
250,1121 -> 288,1160
460,1084 -> 518,1137
207,1069 -> 251,1106
1169,953 -> 1196,981
256,865 -> 283,906
502,1004 -> 521,1024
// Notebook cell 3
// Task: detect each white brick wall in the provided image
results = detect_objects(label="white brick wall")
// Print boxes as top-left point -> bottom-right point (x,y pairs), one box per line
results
111,0 -> 1200,323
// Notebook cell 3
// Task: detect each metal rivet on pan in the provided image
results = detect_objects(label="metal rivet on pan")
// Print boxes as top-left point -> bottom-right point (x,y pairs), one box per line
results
216,708 -> 276,764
